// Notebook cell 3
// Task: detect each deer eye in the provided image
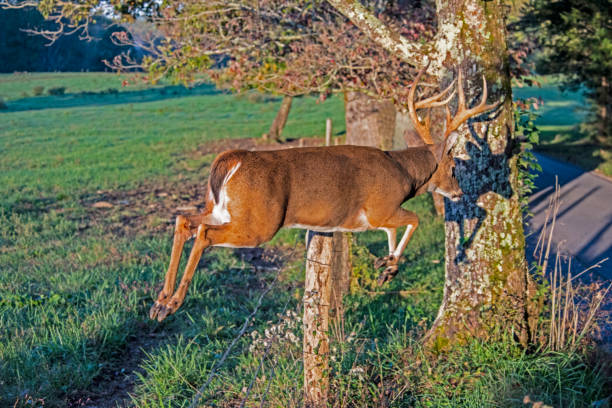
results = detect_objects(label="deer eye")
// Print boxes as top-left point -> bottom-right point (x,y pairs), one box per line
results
452,167 -> 456,178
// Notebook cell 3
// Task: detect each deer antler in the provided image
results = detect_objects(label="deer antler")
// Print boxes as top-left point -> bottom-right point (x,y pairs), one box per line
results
443,70 -> 501,138
408,68 -> 501,144
407,66 -> 456,145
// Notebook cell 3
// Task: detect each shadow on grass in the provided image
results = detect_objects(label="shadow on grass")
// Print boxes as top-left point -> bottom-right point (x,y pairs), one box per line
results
62,245 -> 297,407
0,83 -> 224,113
536,141 -> 607,173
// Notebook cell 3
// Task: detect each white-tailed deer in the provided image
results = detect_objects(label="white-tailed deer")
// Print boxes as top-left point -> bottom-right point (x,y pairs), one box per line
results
149,69 -> 499,321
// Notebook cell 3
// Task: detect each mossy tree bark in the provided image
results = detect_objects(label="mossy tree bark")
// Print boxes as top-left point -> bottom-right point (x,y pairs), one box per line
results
427,0 -> 528,347
328,0 -> 530,346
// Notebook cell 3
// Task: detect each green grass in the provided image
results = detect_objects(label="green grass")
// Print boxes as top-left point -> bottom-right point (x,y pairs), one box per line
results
0,72 -> 155,101
513,76 -> 612,176
0,73 -> 608,407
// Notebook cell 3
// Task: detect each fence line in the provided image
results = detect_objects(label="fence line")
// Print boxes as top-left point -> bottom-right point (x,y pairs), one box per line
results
188,268 -> 282,408
239,297 -> 292,408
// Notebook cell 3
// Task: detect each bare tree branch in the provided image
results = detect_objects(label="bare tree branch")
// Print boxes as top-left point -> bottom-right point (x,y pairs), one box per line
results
325,0 -> 426,67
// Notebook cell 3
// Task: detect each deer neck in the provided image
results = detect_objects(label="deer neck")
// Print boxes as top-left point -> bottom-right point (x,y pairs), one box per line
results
388,146 -> 439,195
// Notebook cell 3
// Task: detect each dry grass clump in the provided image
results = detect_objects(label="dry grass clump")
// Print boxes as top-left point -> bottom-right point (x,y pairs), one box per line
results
32,85 -> 44,96
530,179 -> 611,351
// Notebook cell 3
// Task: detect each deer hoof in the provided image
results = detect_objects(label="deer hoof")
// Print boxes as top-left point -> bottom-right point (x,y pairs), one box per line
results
156,299 -> 181,322
149,301 -> 163,320
374,257 -> 388,269
374,255 -> 396,269
377,265 -> 399,286
156,305 -> 172,322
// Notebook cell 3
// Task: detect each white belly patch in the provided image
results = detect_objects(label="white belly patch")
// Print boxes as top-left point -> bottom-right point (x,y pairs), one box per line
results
285,209 -> 372,232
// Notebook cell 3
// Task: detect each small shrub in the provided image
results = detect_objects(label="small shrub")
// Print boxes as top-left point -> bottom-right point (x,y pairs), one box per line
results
48,86 -> 66,96
32,85 -> 44,96
0,97 -> 7,110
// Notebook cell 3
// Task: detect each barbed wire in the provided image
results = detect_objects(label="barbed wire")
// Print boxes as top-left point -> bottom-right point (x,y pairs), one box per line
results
188,267 -> 283,408
239,297 -> 293,407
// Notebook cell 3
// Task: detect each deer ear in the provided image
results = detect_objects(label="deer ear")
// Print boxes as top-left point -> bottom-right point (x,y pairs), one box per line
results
429,142 -> 445,162
444,131 -> 459,156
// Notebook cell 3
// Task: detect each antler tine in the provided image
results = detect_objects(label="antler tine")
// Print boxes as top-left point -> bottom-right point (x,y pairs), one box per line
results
480,75 -> 488,108
457,69 -> 466,112
407,65 -> 435,144
414,79 -> 457,109
444,71 -> 502,138
445,105 -> 452,129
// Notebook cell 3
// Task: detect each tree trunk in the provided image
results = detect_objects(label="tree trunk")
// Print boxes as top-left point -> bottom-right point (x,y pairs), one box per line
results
328,0 -> 530,346
264,95 -> 293,142
427,0 -> 529,347
344,91 -> 397,149
596,76 -> 610,145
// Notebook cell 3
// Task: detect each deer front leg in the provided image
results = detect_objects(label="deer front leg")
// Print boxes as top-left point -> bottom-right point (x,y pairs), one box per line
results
150,214 -> 203,320
155,223 -> 211,321
375,228 -> 397,269
376,209 -> 419,285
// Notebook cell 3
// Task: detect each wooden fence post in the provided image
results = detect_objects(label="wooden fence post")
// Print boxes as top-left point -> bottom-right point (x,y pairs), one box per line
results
303,231 -> 333,407
325,118 -> 352,319
302,119 -> 353,407
331,233 -> 351,319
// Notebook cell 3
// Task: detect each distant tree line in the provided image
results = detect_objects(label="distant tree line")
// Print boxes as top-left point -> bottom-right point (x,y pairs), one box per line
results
0,6 -> 140,73
513,0 -> 611,144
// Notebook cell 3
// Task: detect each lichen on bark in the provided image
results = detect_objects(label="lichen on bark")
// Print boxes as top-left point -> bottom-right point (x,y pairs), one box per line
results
427,0 -> 529,347
329,0 -> 530,346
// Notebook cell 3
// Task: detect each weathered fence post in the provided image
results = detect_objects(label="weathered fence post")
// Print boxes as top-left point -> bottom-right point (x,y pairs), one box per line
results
302,119 -> 353,407
303,231 -> 333,407
331,233 -> 351,318
326,118 -> 352,319
325,118 -> 333,147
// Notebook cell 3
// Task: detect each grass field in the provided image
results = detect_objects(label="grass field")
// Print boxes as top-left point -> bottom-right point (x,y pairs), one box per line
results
0,73 -> 609,407
514,76 -> 612,177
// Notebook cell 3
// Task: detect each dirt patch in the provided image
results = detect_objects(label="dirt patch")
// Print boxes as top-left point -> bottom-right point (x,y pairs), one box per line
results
66,248 -> 297,408
66,325 -> 161,408
79,137 -> 327,237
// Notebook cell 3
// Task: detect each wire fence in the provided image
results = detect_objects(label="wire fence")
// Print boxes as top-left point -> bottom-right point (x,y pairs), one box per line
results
188,266 -> 283,408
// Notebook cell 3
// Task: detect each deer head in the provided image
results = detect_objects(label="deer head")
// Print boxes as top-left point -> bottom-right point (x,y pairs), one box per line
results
407,68 -> 500,202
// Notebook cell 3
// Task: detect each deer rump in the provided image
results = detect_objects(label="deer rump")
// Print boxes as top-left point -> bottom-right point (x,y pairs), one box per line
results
203,145 -> 435,248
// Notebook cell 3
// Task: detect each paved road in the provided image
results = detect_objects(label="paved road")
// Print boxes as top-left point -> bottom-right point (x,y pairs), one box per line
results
527,153 -> 612,279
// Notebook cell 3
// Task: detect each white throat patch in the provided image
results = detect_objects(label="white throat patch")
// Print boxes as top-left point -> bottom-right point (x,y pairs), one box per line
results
433,187 -> 460,202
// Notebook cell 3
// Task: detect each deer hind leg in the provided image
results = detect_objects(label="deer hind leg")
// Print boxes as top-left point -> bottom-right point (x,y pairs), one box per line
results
149,214 -> 203,320
376,209 -> 419,285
